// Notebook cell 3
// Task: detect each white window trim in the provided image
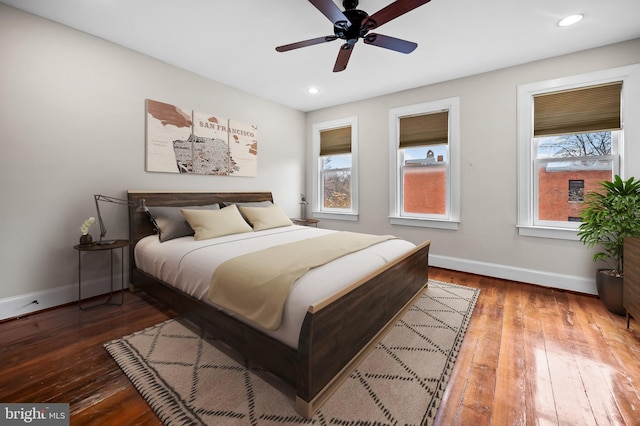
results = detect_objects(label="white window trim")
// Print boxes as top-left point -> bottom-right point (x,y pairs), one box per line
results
388,97 -> 460,230
516,63 -> 640,240
311,116 -> 359,221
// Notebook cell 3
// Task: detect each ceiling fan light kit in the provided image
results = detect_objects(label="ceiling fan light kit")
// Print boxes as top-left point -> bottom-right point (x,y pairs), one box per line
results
276,0 -> 431,72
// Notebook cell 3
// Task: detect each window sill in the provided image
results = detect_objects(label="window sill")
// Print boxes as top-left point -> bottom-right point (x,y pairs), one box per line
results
517,225 -> 580,241
313,211 -> 359,222
389,216 -> 459,230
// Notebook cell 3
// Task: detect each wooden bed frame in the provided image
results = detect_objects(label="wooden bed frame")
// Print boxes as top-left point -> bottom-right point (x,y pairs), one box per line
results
127,190 -> 431,417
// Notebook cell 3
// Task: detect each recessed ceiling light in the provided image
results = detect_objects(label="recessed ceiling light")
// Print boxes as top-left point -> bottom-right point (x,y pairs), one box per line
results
558,14 -> 583,27
308,87 -> 320,95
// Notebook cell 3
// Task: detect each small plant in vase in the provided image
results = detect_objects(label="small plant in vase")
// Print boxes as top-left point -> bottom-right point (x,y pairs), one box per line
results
577,175 -> 640,315
79,217 -> 95,246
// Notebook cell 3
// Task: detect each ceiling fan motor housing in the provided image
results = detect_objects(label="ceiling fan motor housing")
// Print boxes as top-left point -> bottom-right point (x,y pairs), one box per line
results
343,0 -> 359,9
334,8 -> 371,43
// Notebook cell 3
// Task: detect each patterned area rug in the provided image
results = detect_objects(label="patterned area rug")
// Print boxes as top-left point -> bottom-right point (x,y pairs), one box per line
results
105,280 -> 479,425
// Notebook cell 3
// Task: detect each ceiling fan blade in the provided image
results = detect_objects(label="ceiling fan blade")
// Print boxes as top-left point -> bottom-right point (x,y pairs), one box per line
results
333,43 -> 354,72
366,0 -> 431,29
364,33 -> 417,54
276,35 -> 337,52
309,0 -> 351,28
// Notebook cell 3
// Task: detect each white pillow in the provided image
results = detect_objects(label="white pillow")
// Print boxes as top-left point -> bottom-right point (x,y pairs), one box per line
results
239,203 -> 293,231
181,204 -> 252,240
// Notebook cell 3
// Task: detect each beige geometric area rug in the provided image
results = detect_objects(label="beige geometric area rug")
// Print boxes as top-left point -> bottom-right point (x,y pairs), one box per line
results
105,280 -> 479,425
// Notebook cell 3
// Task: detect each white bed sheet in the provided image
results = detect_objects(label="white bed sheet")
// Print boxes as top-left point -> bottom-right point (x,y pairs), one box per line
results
134,225 -> 416,348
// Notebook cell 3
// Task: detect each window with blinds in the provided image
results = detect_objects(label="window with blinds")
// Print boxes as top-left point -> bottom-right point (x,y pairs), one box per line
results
312,118 -> 358,218
320,126 -> 351,156
389,97 -> 460,229
533,82 -> 622,136
398,110 -> 449,215
399,111 -> 449,149
531,81 -> 622,226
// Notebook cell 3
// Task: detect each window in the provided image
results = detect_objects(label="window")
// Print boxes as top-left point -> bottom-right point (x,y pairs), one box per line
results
535,130 -> 618,225
312,117 -> 358,221
568,180 -> 584,203
517,64 -> 640,240
389,98 -> 460,229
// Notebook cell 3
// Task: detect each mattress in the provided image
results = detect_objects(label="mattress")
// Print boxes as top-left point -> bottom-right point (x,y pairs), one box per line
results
134,225 -> 416,348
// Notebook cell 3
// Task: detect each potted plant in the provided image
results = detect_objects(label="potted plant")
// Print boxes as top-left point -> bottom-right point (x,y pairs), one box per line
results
578,175 -> 640,315
79,216 -> 95,246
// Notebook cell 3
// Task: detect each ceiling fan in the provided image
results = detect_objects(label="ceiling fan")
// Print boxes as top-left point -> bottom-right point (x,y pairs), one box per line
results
276,0 -> 432,72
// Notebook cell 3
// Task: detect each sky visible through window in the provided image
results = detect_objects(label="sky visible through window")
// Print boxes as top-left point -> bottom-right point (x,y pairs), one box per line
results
323,154 -> 351,169
536,132 -> 612,158
404,145 -> 447,161
537,136 -> 564,158
324,145 -> 449,169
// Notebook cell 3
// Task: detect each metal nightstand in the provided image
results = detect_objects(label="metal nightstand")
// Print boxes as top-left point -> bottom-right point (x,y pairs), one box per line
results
73,239 -> 130,310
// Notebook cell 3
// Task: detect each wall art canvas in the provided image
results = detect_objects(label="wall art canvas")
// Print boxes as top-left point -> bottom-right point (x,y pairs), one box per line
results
191,111 -> 232,175
145,99 -> 193,173
228,119 -> 258,177
145,99 -> 258,177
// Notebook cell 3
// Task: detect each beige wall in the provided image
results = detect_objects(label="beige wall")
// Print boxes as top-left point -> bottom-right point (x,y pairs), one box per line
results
306,38 -> 640,293
0,4 -> 305,317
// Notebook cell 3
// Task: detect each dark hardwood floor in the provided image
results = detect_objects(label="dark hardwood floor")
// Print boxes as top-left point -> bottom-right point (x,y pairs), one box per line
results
1,268 -> 639,425
431,268 -> 640,426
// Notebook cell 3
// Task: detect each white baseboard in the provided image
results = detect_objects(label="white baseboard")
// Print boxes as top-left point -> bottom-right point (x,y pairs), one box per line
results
1,256 -> 597,322
430,254 -> 597,295
0,275 -> 125,321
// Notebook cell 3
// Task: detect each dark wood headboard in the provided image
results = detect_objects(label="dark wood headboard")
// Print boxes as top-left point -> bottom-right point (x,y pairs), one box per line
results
127,190 -> 274,279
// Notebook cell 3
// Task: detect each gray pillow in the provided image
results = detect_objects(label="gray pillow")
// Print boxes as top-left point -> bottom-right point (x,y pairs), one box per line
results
149,204 -> 220,242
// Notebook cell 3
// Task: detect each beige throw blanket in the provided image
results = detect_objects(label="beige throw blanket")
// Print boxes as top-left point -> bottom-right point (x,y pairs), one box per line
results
208,231 -> 396,330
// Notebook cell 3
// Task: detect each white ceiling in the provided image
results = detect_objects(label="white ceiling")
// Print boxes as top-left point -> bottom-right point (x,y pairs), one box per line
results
3,0 -> 639,112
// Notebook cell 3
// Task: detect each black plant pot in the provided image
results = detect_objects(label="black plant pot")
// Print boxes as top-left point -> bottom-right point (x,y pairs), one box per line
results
596,269 -> 626,316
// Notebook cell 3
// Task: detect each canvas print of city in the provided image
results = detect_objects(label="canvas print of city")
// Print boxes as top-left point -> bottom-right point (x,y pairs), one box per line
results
145,99 -> 258,176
